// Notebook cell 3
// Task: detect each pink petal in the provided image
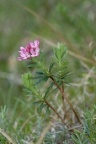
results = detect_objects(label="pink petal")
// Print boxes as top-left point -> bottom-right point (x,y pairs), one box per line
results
18,40 -> 40,61
34,40 -> 40,47
17,57 -> 22,61
20,46 -> 25,50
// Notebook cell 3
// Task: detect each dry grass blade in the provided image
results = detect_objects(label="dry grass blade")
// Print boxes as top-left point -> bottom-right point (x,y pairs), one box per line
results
15,2 -> 66,42
0,128 -> 17,144
68,51 -> 96,65
19,116 -> 33,134
30,32 -> 96,65
13,2 -> 96,65
36,119 -> 54,144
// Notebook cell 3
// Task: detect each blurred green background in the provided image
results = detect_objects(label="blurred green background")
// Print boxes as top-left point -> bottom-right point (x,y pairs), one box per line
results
0,0 -> 96,119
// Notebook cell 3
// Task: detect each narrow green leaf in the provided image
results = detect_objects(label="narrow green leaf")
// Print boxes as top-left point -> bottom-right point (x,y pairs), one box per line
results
35,76 -> 49,85
23,88 -> 32,94
61,47 -> 67,59
27,63 -> 38,68
44,82 -> 54,99
32,101 -> 42,106
37,103 -> 45,113
61,72 -> 72,79
36,71 -> 44,76
49,62 -> 55,72
46,105 -> 50,115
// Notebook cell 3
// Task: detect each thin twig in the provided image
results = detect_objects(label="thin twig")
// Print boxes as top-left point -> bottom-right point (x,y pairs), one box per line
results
50,76 -> 81,124
44,100 -> 66,125
61,82 -> 65,119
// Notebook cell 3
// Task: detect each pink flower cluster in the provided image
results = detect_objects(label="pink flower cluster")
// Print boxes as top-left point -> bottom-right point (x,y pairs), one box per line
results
18,40 -> 40,61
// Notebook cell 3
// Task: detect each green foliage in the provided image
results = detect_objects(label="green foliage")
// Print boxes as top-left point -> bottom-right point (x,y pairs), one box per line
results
0,0 -> 96,143
0,106 -> 7,129
54,43 -> 67,66
71,106 -> 96,144
83,106 -> 96,143
21,43 -> 69,112
22,73 -> 43,101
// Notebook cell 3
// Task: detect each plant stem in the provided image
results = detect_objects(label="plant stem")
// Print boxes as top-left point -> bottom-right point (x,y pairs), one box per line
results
44,100 -> 66,125
44,100 -> 75,132
50,76 -> 81,124
61,82 -> 66,119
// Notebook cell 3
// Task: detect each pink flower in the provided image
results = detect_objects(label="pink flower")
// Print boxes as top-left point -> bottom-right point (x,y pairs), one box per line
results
17,40 -> 40,61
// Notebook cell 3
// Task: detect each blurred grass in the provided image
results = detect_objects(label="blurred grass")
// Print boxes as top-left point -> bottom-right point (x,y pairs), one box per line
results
0,0 -> 96,112
0,0 -> 96,142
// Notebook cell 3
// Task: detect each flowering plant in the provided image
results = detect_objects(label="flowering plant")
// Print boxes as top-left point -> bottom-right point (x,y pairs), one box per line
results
18,40 -> 81,129
18,40 -> 40,60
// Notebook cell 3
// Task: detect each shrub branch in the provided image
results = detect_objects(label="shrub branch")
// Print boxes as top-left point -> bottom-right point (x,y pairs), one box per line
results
50,76 -> 81,124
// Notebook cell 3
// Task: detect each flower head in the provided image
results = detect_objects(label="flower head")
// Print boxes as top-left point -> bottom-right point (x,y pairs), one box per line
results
17,40 -> 40,61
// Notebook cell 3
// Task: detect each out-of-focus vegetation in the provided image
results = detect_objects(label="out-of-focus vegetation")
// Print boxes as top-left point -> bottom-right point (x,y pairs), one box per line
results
0,0 -> 96,143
